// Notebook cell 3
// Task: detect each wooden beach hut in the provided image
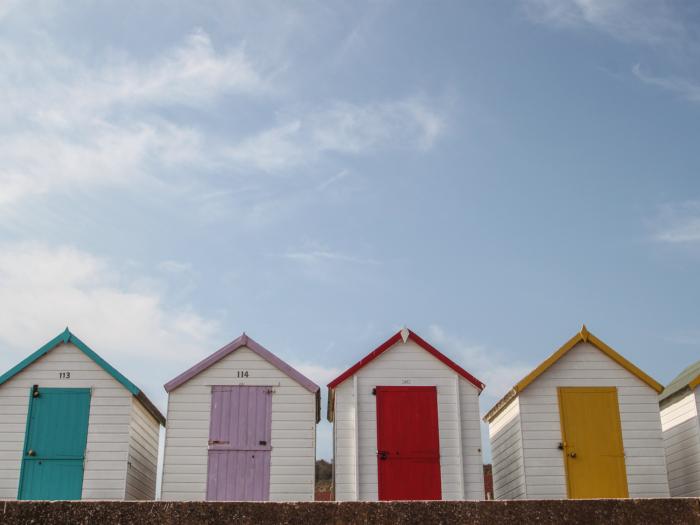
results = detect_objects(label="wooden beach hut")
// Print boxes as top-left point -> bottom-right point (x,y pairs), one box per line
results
327,327 -> 486,501
484,325 -> 669,500
659,361 -> 700,496
160,333 -> 320,502
0,328 -> 165,501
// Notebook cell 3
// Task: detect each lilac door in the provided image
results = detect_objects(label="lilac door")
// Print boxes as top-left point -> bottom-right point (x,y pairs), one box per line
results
207,385 -> 272,501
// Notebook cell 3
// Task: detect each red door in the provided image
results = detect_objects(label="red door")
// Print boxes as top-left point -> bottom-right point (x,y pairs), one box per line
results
376,386 -> 441,500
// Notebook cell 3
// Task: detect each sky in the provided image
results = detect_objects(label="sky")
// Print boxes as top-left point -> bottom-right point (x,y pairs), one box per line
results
1,0 -> 700,465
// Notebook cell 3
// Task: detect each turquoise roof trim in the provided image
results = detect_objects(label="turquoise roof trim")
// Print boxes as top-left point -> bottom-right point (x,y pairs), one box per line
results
0,328 -> 165,425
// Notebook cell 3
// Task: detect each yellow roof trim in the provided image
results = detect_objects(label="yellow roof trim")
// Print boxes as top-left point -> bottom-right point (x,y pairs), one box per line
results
484,325 -> 663,423
688,374 -> 700,391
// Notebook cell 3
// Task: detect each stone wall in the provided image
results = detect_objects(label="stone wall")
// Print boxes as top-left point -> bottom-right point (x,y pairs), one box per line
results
1,499 -> 699,525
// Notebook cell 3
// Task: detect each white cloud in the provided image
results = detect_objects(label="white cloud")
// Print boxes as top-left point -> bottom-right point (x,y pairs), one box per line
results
283,249 -> 379,266
633,64 -> 700,103
0,29 -> 265,205
226,98 -> 446,172
427,325 -> 532,407
0,242 -> 219,371
651,201 -> 700,243
522,0 -> 684,46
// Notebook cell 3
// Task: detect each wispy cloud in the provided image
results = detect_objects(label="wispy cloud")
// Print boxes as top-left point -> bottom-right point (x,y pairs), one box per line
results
0,28 -> 267,205
0,242 -> 218,366
282,249 -> 379,266
427,325 -> 532,407
226,98 -> 446,172
522,0 -> 685,47
651,201 -> 700,244
633,64 -> 700,103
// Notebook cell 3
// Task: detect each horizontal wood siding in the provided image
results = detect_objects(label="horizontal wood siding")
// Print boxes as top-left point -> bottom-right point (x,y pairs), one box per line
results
0,343 -> 130,500
333,339 -> 483,501
660,390 -> 700,496
125,398 -> 160,500
488,397 -> 526,499
161,346 -> 316,501
518,342 -> 669,499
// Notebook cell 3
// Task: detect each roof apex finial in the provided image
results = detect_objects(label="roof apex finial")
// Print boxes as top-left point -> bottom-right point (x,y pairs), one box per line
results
580,324 -> 589,341
62,326 -> 71,343
400,326 -> 410,343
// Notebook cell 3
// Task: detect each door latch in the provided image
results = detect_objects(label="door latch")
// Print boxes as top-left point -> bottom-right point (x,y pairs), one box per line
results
377,450 -> 388,460
259,440 -> 267,446
27,449 -> 36,457
568,452 -> 577,458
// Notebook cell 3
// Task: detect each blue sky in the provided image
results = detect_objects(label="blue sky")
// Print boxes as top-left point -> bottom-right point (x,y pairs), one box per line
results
1,0 -> 700,463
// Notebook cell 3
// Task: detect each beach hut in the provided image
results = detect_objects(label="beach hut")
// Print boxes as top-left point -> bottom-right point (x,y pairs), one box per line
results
483,325 -> 669,500
160,333 -> 320,502
327,327 -> 486,501
0,328 -> 165,501
659,361 -> 700,496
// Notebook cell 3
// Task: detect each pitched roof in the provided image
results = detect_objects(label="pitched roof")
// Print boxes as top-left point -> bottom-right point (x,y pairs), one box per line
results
163,333 -> 321,421
327,327 -> 485,421
0,328 -> 165,425
659,360 -> 700,406
483,325 -> 664,423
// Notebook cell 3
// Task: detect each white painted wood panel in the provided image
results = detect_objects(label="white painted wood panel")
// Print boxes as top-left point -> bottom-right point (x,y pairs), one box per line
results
125,397 -> 160,500
160,346 -> 316,501
0,343 -> 131,500
518,342 -> 669,498
659,390 -> 700,496
332,339 -> 484,501
488,397 -> 526,499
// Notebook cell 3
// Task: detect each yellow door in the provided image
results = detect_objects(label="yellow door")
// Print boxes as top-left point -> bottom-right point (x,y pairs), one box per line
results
557,387 -> 628,499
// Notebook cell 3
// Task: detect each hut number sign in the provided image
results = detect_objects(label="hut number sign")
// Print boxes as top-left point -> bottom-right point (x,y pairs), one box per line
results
59,371 -> 71,379
236,370 -> 249,378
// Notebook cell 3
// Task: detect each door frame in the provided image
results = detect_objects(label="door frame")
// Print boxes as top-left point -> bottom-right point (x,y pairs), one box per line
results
375,385 -> 441,501
557,386 -> 629,499
17,386 -> 92,500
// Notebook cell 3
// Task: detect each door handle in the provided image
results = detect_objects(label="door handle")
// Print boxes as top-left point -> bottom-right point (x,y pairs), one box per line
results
568,452 -> 577,458
27,449 -> 36,457
377,450 -> 388,460
259,440 -> 267,446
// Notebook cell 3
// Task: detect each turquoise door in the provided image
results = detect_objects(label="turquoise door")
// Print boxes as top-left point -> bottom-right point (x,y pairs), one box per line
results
18,387 -> 91,500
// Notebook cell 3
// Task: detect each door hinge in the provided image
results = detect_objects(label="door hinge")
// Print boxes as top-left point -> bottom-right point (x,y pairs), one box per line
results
32,384 -> 40,398
372,388 -> 376,396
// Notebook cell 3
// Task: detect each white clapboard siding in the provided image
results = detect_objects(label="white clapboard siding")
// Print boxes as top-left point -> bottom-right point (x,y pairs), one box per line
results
660,390 -> 700,496
488,397 -> 526,499
517,341 -> 669,498
0,342 -> 132,500
333,339 -> 484,501
125,397 -> 161,500
160,345 -> 316,501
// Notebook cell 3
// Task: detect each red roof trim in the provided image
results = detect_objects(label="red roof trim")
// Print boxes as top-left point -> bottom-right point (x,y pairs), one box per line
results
327,329 -> 485,392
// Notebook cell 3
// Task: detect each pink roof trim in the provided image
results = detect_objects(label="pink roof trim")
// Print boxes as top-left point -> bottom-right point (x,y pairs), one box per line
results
327,328 -> 485,392
164,333 -> 320,394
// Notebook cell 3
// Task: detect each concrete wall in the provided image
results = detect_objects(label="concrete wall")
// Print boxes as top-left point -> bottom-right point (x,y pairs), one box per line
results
1,500 -> 699,525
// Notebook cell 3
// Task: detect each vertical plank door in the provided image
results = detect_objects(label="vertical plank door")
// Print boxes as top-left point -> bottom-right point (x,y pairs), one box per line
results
376,386 -> 442,500
207,385 -> 272,501
18,387 -> 91,500
558,387 -> 629,498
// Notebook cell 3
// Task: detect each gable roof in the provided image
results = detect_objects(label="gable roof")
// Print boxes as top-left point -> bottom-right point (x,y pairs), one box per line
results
0,328 -> 165,426
483,325 -> 664,423
327,327 -> 485,422
164,333 -> 321,421
659,360 -> 700,407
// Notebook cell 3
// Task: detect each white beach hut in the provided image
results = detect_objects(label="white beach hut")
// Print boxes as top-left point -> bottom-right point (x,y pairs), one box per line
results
659,361 -> 700,496
0,328 -> 164,501
327,327 -> 486,501
484,325 -> 669,500
160,333 -> 320,502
